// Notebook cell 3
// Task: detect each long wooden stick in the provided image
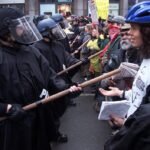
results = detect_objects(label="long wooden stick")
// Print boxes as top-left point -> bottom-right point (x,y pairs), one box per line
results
24,68 -> 121,110
57,61 -> 82,75
57,50 -> 102,76
0,68 -> 120,122
71,39 -> 90,56
70,35 -> 79,48
57,41 -> 110,76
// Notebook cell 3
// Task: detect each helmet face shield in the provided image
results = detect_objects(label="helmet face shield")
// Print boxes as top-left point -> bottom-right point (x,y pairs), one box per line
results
9,16 -> 43,44
51,24 -> 66,40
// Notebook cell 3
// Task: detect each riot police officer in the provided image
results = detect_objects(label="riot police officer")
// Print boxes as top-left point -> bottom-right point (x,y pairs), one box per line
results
51,14 -> 72,53
34,18 -> 84,142
0,8 -> 81,150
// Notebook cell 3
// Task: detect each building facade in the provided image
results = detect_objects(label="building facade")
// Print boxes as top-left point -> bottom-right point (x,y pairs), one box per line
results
0,0 -> 25,12
0,0 -> 148,17
39,0 -> 73,16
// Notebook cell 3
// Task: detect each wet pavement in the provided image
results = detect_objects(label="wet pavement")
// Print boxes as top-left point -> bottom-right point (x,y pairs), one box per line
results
52,73 -> 111,150
52,71 -> 112,150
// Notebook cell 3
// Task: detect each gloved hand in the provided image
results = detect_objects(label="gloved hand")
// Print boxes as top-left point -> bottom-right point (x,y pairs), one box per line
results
6,104 -> 26,121
80,57 -> 89,65
69,84 -> 83,99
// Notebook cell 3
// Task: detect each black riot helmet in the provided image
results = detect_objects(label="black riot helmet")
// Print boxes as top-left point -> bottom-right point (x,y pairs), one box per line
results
37,18 -> 66,40
0,8 -> 23,37
0,8 -> 42,44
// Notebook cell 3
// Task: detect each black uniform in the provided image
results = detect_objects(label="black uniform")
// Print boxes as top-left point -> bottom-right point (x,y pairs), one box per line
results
34,40 -> 80,118
34,40 -> 79,78
104,103 -> 150,150
59,37 -> 72,53
0,45 -> 69,150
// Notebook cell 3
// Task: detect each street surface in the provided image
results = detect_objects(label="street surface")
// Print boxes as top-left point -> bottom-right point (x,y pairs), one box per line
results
52,72 -> 112,150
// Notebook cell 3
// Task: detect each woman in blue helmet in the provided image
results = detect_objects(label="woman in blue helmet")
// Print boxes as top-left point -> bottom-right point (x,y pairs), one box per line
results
103,2 -> 150,150
99,1 -> 150,127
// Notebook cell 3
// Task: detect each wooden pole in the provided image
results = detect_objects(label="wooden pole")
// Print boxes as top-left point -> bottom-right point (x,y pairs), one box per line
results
57,50 -> 101,76
25,68 -> 121,110
70,35 -> 79,48
71,39 -> 90,56
0,68 -> 120,122
57,41 -> 110,76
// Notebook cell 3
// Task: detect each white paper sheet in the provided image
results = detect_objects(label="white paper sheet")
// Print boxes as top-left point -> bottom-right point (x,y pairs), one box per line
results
98,100 -> 131,120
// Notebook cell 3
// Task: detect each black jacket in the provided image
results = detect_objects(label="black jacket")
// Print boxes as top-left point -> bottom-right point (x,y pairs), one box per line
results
0,45 -> 68,150
34,40 -> 79,85
34,40 -> 80,118
59,37 -> 71,53
104,103 -> 150,150
104,48 -> 141,73
104,85 -> 150,150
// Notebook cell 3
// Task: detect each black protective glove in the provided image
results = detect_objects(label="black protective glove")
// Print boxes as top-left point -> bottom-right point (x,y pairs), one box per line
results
80,57 -> 89,65
6,104 -> 26,121
0,103 -> 7,117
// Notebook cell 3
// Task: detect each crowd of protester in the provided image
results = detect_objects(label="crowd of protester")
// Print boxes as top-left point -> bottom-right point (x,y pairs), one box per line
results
0,1 -> 150,150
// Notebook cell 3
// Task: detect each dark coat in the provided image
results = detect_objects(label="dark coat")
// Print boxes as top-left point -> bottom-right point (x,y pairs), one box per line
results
105,35 -> 121,59
104,85 -> 150,150
104,103 -> 150,150
0,45 -> 68,150
34,40 -> 79,118
59,37 -> 71,53
34,40 -> 79,80
104,47 -> 141,73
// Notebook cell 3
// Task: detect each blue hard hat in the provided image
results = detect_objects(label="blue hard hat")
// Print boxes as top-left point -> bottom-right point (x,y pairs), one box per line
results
37,18 -> 56,36
126,1 -> 150,24
51,14 -> 64,23
37,18 -> 66,40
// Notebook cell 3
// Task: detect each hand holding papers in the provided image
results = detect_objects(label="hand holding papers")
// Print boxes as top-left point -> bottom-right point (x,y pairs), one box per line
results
98,100 -> 131,120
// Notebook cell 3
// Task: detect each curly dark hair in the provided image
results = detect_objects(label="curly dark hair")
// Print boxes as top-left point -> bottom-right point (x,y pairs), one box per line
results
139,24 -> 150,59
